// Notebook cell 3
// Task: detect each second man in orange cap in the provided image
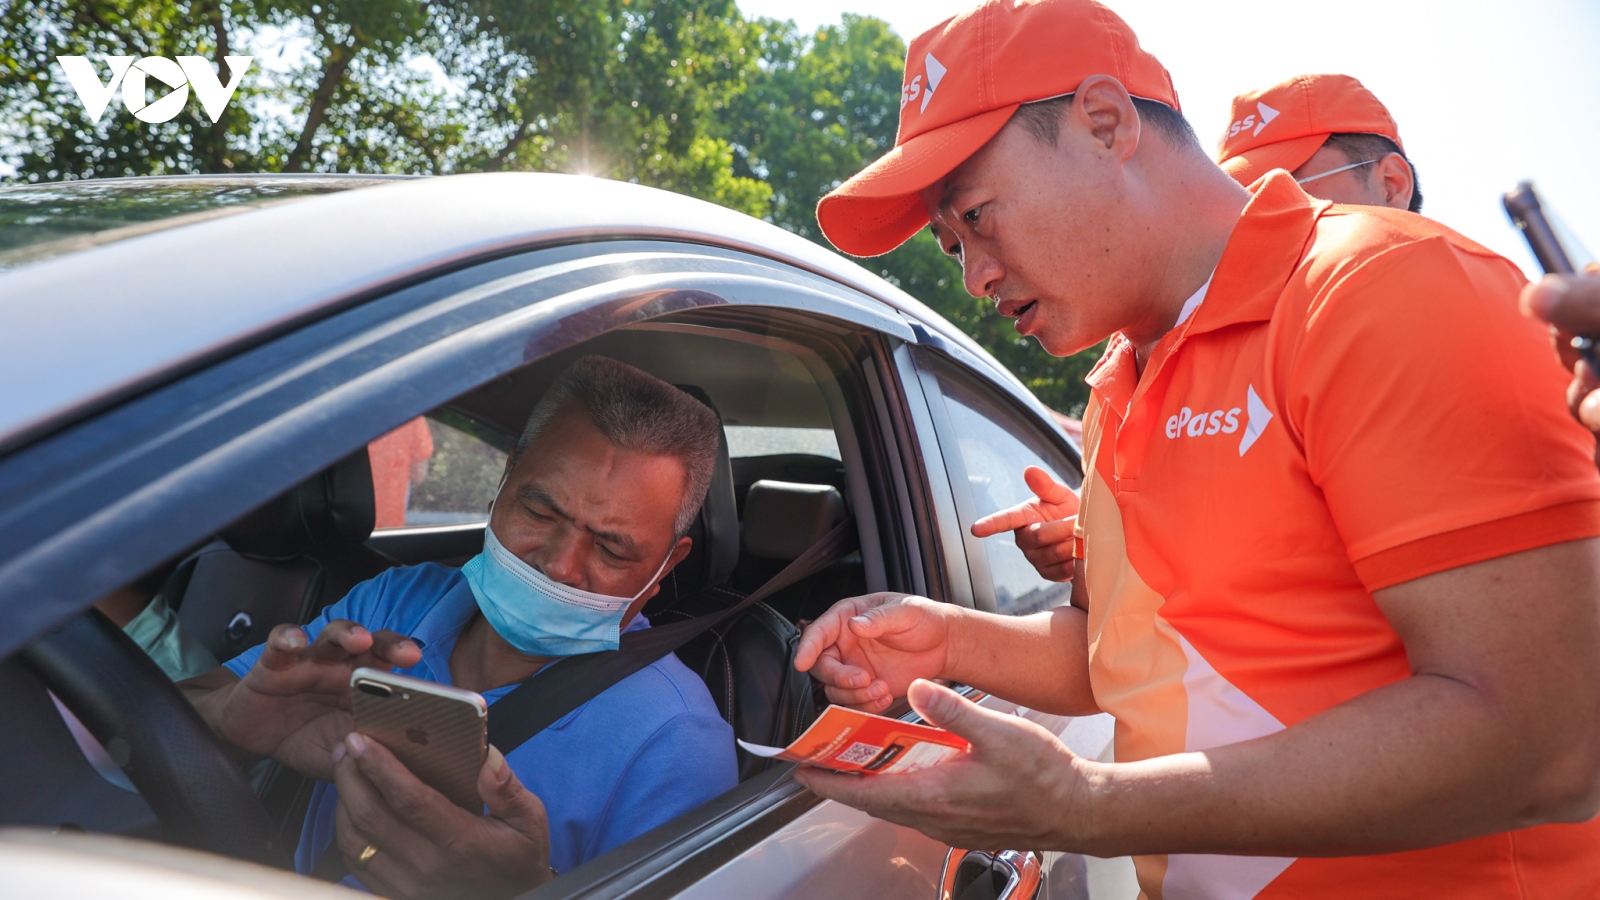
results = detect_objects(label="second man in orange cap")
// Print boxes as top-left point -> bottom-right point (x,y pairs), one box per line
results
1217,73 -> 1421,211
795,0 -> 1600,897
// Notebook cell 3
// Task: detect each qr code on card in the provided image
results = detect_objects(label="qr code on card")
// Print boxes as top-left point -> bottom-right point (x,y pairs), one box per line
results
835,742 -> 881,765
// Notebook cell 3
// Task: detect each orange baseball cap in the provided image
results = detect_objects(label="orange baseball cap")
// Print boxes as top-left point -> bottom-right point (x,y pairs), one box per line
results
814,0 -> 1179,257
1217,74 -> 1403,186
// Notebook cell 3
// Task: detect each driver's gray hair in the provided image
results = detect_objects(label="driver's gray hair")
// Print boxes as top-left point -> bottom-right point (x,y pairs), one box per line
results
515,356 -> 720,538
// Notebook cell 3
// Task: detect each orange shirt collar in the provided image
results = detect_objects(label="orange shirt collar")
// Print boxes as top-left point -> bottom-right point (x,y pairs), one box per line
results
1188,172 -> 1325,336
1085,172 -> 1323,411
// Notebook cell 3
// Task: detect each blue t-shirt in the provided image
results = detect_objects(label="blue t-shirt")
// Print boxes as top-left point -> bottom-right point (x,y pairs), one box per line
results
224,563 -> 737,879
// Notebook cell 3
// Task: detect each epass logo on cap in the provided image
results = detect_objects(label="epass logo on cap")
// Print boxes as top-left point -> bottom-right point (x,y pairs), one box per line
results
56,55 -> 253,124
901,53 -> 947,114
1226,102 -> 1280,141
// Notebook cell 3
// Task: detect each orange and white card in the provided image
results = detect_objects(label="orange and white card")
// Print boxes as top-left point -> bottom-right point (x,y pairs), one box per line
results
738,704 -> 969,775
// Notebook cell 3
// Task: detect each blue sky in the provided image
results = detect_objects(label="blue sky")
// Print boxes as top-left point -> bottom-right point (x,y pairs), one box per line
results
738,0 -> 1600,276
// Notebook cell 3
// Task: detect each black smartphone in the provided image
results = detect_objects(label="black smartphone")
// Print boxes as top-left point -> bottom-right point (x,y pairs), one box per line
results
1504,181 -> 1596,369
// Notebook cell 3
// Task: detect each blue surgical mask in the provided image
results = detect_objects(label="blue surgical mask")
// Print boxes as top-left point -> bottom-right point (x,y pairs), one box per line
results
461,520 -> 671,657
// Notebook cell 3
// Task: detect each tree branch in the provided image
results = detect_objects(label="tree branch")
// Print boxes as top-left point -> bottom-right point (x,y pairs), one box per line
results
284,38 -> 355,173
483,111 -> 533,171
200,0 -> 232,172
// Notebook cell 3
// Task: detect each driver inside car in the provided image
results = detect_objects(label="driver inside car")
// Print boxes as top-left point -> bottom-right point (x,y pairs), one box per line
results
180,355 -> 738,898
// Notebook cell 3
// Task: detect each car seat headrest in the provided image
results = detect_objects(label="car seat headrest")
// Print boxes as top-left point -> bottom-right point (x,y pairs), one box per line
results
669,385 -> 738,592
221,448 -> 377,558
742,480 -> 846,561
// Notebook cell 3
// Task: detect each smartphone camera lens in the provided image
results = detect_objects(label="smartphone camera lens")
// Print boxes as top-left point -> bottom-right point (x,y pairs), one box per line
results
356,681 -> 393,698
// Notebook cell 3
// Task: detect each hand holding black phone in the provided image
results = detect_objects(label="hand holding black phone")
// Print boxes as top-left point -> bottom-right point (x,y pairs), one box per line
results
1504,181 -> 1598,369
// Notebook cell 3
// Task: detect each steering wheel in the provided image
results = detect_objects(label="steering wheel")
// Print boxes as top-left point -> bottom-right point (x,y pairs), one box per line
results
21,608 -> 288,868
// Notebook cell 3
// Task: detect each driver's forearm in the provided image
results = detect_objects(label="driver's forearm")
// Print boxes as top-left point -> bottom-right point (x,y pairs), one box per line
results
1073,671 -> 1600,858
177,668 -> 241,736
179,670 -> 272,768
943,605 -> 1098,717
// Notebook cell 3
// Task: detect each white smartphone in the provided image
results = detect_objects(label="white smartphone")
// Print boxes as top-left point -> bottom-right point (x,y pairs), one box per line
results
349,667 -> 488,813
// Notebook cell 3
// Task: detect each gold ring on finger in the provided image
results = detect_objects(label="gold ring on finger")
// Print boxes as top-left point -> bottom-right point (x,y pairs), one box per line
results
356,844 -> 379,870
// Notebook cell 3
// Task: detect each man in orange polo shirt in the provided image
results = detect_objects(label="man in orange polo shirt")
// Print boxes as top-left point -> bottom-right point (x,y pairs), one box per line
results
1215,73 -> 1421,211
790,0 -> 1600,897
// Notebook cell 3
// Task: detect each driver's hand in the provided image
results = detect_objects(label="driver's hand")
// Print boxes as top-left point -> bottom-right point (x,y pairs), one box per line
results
969,466 -> 1080,582
332,733 -> 554,900
202,621 -> 421,781
794,593 -> 958,713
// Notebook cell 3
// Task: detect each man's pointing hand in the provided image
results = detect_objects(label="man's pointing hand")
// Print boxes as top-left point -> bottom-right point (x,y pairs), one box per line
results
971,466 -> 1080,582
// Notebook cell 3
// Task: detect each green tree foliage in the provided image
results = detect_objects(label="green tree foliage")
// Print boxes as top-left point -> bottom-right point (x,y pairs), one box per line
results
722,15 -> 902,244
424,0 -> 771,213
0,1 -> 1096,412
0,0 -> 770,213
0,0 -> 262,176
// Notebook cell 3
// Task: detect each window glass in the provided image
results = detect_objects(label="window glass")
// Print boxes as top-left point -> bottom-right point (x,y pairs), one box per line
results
928,357 -> 1082,615
371,412 -> 509,529
724,425 -> 840,460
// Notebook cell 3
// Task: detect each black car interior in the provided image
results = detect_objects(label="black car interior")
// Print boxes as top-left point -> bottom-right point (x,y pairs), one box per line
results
168,449 -> 397,662
2,317 -> 890,867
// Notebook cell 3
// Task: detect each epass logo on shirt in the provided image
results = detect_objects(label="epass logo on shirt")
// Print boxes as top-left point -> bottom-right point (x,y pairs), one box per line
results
1167,405 -> 1241,439
1167,385 -> 1275,456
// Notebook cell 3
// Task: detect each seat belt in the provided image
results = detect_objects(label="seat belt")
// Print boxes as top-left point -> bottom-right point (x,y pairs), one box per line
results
312,516 -> 855,882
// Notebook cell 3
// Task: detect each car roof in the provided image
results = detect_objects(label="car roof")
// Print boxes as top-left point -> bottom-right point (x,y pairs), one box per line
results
0,173 -> 1032,453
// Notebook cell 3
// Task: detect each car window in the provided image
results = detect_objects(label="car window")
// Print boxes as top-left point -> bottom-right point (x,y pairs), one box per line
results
724,425 -> 840,460
371,412 -> 510,530
924,353 -> 1081,616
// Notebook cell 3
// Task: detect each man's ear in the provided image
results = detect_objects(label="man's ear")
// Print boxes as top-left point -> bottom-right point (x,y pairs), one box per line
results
1072,74 -> 1140,162
1375,152 -> 1415,211
646,537 -> 694,594
631,536 -> 695,612
668,535 -> 693,571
